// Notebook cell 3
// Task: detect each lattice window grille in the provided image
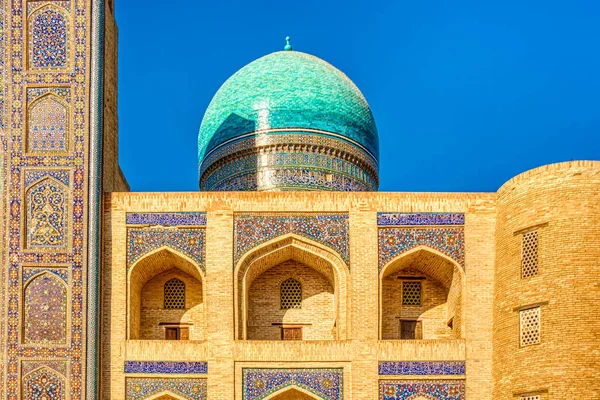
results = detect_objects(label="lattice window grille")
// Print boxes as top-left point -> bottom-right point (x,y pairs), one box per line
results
164,278 -> 185,309
520,396 -> 540,400
520,307 -> 541,346
402,281 -> 422,306
280,278 -> 302,309
521,230 -> 539,278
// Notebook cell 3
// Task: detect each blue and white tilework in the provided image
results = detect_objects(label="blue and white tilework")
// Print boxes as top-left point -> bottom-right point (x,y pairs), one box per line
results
379,361 -> 466,376
127,228 -> 205,272
380,380 -> 465,400
378,227 -> 465,271
126,212 -> 207,227
126,377 -> 207,400
243,368 -> 343,400
124,361 -> 208,375
235,214 -> 349,266
377,213 -> 465,226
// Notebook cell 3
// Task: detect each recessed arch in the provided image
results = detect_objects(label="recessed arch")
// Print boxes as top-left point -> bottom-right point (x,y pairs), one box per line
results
128,247 -> 206,340
22,366 -> 66,399
379,245 -> 465,340
23,272 -> 68,345
27,3 -> 70,70
263,385 -> 324,400
146,391 -> 189,400
26,92 -> 70,153
25,176 -> 68,249
235,233 -> 350,340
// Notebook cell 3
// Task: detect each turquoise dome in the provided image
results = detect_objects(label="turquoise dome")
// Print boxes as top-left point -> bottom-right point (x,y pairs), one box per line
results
198,50 -> 379,164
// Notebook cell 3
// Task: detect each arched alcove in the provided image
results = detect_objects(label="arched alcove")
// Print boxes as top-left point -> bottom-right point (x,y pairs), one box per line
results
128,247 -> 205,340
28,4 -> 69,70
235,234 -> 350,341
264,386 -> 323,400
379,246 -> 465,340
23,272 -> 68,345
27,93 -> 69,153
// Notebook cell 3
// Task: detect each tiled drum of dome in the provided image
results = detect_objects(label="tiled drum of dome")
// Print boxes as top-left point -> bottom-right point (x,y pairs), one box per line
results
28,2 -> 70,69
26,87 -> 70,153
23,272 -> 68,345
380,380 -> 465,400
234,214 -> 349,266
243,368 -> 343,400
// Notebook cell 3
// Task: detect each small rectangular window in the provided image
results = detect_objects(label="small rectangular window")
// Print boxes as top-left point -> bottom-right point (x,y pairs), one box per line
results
520,307 -> 541,346
281,327 -> 302,340
400,320 -> 422,340
164,327 -> 189,340
402,281 -> 421,306
521,230 -> 539,278
520,396 -> 540,400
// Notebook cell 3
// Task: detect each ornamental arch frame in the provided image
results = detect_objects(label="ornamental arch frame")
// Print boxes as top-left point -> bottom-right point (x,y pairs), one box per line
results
234,233 -> 350,341
378,245 -> 466,340
26,2 -> 73,71
263,385 -> 324,400
127,246 -> 206,340
25,91 -> 72,154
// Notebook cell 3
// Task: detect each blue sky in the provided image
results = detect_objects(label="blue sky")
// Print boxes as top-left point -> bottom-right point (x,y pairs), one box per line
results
117,0 -> 600,192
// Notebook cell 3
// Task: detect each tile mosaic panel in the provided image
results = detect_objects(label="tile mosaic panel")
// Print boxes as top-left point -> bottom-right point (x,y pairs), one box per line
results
126,212 -> 207,227
127,228 -> 206,271
23,272 -> 68,345
27,89 -> 70,153
28,4 -> 70,69
24,168 -> 70,187
124,361 -> 208,374
234,214 -> 349,265
379,380 -> 465,400
22,266 -> 68,284
25,177 -> 68,249
242,368 -> 343,400
377,213 -> 465,226
23,365 -> 67,400
378,361 -> 466,376
126,377 -> 207,400
21,360 -> 68,377
379,227 -> 465,271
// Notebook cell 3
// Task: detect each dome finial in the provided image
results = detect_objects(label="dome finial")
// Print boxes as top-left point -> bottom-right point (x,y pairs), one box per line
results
284,36 -> 292,51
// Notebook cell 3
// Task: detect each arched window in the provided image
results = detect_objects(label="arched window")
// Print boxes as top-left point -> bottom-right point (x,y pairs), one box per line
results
280,278 -> 302,309
164,278 -> 185,309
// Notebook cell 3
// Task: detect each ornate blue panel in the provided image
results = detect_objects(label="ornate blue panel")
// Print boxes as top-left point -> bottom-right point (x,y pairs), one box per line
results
378,227 -> 465,270
234,214 -> 349,265
124,361 -> 208,374
380,380 -> 465,400
126,212 -> 207,227
26,178 -> 68,249
242,368 -> 343,400
377,213 -> 465,226
125,378 -> 207,400
127,228 -> 206,271
379,361 -> 466,376
28,4 -> 69,69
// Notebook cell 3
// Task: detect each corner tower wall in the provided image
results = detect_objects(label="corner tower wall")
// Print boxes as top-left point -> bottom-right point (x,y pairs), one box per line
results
493,160 -> 600,398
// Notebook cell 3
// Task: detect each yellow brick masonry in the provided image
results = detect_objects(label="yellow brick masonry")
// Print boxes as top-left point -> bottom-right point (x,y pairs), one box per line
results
102,190 -> 502,399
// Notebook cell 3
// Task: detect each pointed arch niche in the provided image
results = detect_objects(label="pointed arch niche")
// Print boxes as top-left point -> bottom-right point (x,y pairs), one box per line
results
27,3 -> 70,70
235,234 -> 350,341
265,386 -> 323,400
128,247 -> 206,340
379,246 -> 465,340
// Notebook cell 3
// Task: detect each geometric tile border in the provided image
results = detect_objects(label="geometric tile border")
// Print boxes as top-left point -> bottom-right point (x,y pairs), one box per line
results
125,377 -> 207,400
235,214 -> 349,266
127,228 -> 206,272
378,227 -> 465,271
379,361 -> 466,376
124,361 -> 208,374
126,212 -> 207,227
379,380 -> 465,400
378,213 -> 465,226
242,368 -> 343,400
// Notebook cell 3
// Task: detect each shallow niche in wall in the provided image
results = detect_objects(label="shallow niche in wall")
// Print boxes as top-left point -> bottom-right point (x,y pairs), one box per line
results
21,360 -> 68,400
379,247 -> 464,341
26,87 -> 71,154
27,1 -> 71,70
128,247 -> 205,341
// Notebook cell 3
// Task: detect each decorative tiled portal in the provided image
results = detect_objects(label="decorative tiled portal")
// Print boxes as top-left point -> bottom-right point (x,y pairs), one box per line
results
126,377 -> 207,400
379,380 -> 465,400
234,213 -> 349,266
242,368 -> 343,400
378,213 -> 465,271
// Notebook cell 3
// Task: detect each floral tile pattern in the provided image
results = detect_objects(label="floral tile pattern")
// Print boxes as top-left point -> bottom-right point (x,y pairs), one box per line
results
377,213 -> 465,226
242,368 -> 343,400
126,212 -> 207,227
126,378 -> 207,400
380,380 -> 465,400
124,361 -> 208,374
379,361 -> 466,376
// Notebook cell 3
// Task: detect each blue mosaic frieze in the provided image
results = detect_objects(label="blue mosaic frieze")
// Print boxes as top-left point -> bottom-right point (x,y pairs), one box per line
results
126,377 -> 207,400
243,368 -> 343,400
378,213 -> 465,226
24,169 -> 70,187
124,361 -> 208,374
127,228 -> 206,271
379,227 -> 465,270
235,214 -> 349,265
126,212 -> 207,227
380,380 -> 465,400
379,361 -> 466,376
